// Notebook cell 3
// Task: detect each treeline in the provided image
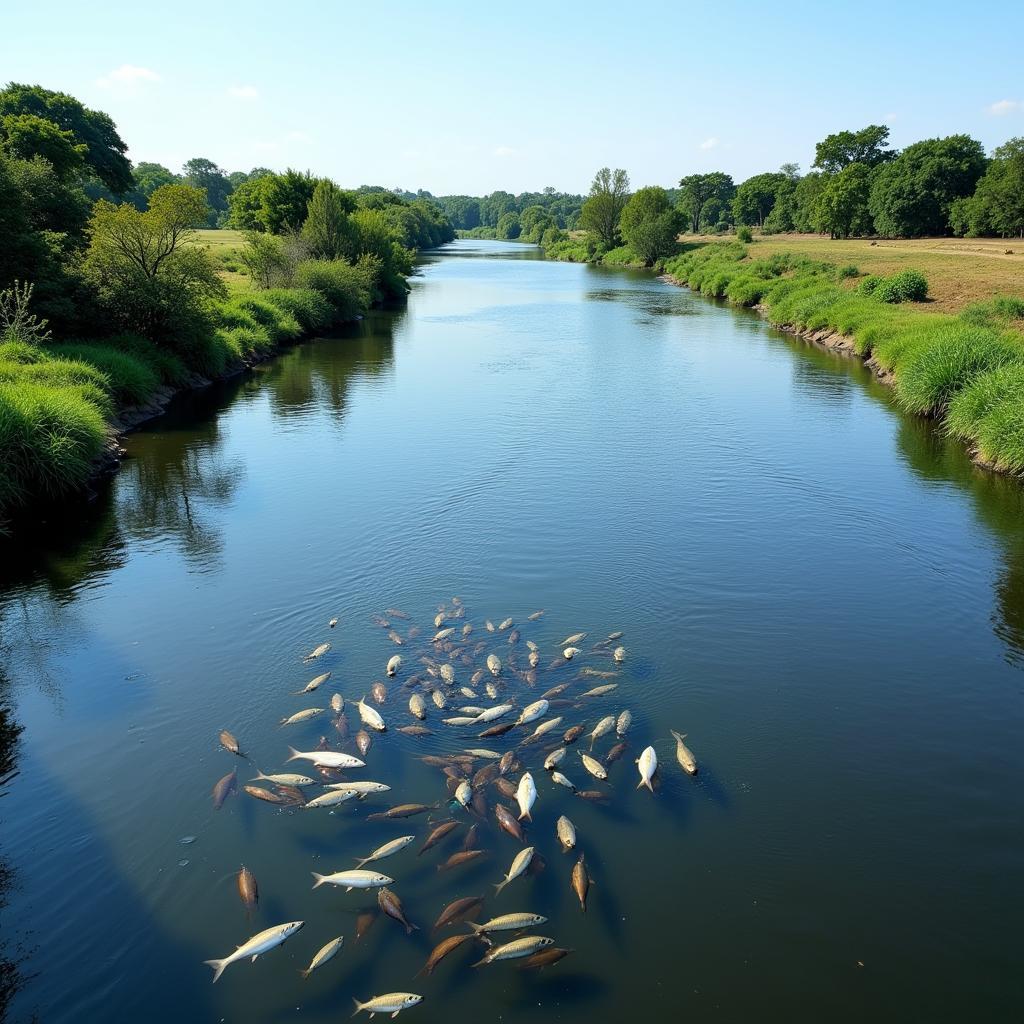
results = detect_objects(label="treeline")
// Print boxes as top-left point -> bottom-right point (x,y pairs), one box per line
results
433,189 -> 583,239
0,82 -> 454,522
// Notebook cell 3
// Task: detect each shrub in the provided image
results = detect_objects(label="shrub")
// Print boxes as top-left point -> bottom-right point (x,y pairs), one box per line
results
294,259 -> 373,323
48,342 -> 159,406
104,333 -> 188,387
876,269 -> 928,303
837,264 -> 860,279
974,398 -> 1024,472
946,363 -> 1024,441
229,295 -> 302,343
0,340 -> 46,364
736,226 -> 753,243
858,275 -> 882,296
261,288 -> 334,333
0,358 -> 113,417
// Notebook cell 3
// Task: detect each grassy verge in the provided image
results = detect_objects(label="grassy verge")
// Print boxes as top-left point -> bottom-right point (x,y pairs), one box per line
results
659,242 -> 1024,473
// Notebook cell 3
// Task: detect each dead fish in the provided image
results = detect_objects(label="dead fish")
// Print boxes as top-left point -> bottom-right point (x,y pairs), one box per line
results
409,693 -> 426,720
606,741 -> 628,765
571,853 -> 590,912
479,722 -> 516,738
386,608 -> 410,620
516,772 -> 537,821
508,629 -> 520,645
297,671 -> 331,694
473,763 -> 499,788
493,778 -> 517,799
351,993 -> 422,1019
613,646 -> 626,663
588,715 -> 616,750
576,789 -> 608,802
440,663 -> 455,685
204,921 -> 304,983
470,668 -> 485,686
556,815 -> 576,852
304,789 -> 357,810
356,730 -> 372,756
551,771 -> 576,791
420,755 -> 450,768
454,780 -> 472,808
494,846 -> 534,895
563,725 -> 584,745
580,683 -> 618,697
237,865 -> 258,910
358,697 -> 387,732
431,690 -> 447,710
547,657 -> 567,671
304,643 -> 331,662
378,887 -> 419,935
433,627 -> 455,642
459,687 -> 477,699
371,614 -> 390,628
300,935 -> 344,978
287,746 -> 364,769
494,803 -> 525,842
398,725 -> 432,737
367,803 -> 437,821
443,716 -> 478,727
561,632 -> 587,646
388,630 -> 404,646
355,909 -> 377,942
486,654 -> 502,676
329,617 -> 339,629
417,933 -> 473,976
463,822 -> 481,849
471,935 -> 553,967
330,692 -> 344,714
386,655 -> 402,677
462,623 -> 473,637
579,752 -> 608,781
521,946 -> 573,971
515,699 -> 549,727
670,729 -> 699,775
419,820 -> 460,856
280,708 -> 325,727
499,751 -> 518,776
433,895 -> 485,931
371,682 -> 387,704
334,711 -> 349,738
407,626 -> 421,639
311,869 -> 393,891
528,650 -> 540,668
636,745 -> 657,792
498,618 -> 514,631
212,769 -> 237,809
219,730 -> 243,756
468,911 -> 547,937
528,609 -> 544,620
543,747 -> 566,770
356,836 -> 415,869
563,646 -> 582,660
438,849 -> 485,872
616,709 -> 632,736
485,620 -> 495,632
251,770 -> 316,787
244,785 -> 292,806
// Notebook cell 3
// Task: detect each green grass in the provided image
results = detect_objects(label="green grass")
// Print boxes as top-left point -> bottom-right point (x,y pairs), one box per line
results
48,343 -> 159,407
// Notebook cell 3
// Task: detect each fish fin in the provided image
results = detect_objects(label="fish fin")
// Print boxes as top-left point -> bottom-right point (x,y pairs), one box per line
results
466,921 -> 484,934
351,998 -> 364,1017
354,858 -> 368,869
287,746 -> 301,762
300,968 -> 311,979
493,879 -> 508,896
345,887 -> 353,892
391,1012 -> 400,1019
251,954 -> 259,962
204,958 -> 228,984
470,955 -> 489,968
311,872 -> 326,889
636,778 -> 644,789
519,810 -> 532,822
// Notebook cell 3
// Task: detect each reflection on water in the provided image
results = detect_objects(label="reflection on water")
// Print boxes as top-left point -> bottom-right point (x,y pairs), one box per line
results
0,671 -> 25,1021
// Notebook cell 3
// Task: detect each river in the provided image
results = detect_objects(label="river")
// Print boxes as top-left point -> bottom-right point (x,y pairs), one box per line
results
1,239 -> 1022,1022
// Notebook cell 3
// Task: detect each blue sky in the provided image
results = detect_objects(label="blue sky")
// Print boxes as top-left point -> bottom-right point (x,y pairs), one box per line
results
4,0 -> 1024,196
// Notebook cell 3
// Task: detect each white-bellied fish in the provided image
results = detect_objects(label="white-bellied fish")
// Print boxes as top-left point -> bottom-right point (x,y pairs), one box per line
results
613,646 -> 626,663
357,697 -> 387,732
515,700 -> 548,727
204,921 -> 304,983
386,655 -> 402,677
637,745 -> 657,792
563,646 -> 581,660
616,709 -> 631,736
579,752 -> 608,781
494,846 -> 534,896
543,747 -> 566,770
588,715 -> 616,749
551,771 -> 576,791
311,869 -> 393,892
670,729 -> 698,775
305,790 -> 357,810
280,708 -> 325,727
297,672 -> 331,694
467,912 -> 547,936
301,935 -> 343,978
486,654 -> 501,676
250,770 -> 317,787
287,746 -> 364,769
409,694 -> 426,720
515,772 -> 537,821
556,815 -> 576,852
351,992 -> 423,1018
472,935 -> 553,967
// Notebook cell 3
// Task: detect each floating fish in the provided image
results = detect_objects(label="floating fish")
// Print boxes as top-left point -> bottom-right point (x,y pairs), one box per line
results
494,803 -> 525,842
571,853 -> 590,912
563,646 -> 582,660
433,628 -> 455,642
371,681 -> 388,704
388,630 -> 404,646
472,935 -> 553,967
454,780 -> 472,808
237,865 -> 258,910
329,618 -> 339,629
280,708 -> 325,727
498,618 -> 514,631
287,746 -> 364,769
355,836 -> 415,869
431,690 -> 447,709
327,781 -> 391,798
244,785 -> 292,805
514,700 -> 548,727
579,752 -> 608,781
563,725 -> 584,744
297,672 -> 331,694
304,790 -> 357,810
409,694 -> 426,720
475,703 -> 514,724
543,747 -> 566,770
580,684 -> 618,698
495,846 -> 534,896
616,709 -> 632,736
311,869 -> 392,892
356,730 -> 372,756
440,663 -> 455,684
304,643 -> 331,662
378,886 -> 419,935
486,654 -> 502,676
212,769 -> 237,809
551,771 -> 576,791
351,993 -> 422,1018
588,715 -> 616,750
204,921 -> 304,983
357,697 -> 387,732
516,772 -> 537,821
670,729 -> 698,775
301,935 -> 343,978
468,912 -> 547,936
556,815 -> 576,852
636,745 -> 657,792
219,730 -> 243,756
331,693 -> 344,714
613,646 -> 626,663
605,741 -> 628,765
528,610 -> 545,621
386,655 -> 402,677
478,721 -> 516,738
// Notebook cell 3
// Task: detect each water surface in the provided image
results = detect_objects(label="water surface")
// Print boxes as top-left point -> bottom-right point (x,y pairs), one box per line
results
1,239 -> 1022,1022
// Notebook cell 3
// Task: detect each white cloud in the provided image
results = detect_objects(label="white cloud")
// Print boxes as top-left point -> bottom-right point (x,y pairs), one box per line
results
228,85 -> 259,101
987,98 -> 1022,116
698,136 -> 719,151
493,145 -> 517,158
96,64 -> 160,91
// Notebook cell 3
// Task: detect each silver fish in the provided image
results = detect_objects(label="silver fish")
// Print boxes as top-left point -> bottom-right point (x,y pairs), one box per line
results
355,835 -> 415,868
301,935 -> 343,978
670,729 -> 698,775
636,745 -> 657,792
204,921 -> 304,983
556,815 -> 576,851
494,846 -> 534,896
311,869 -> 393,892
288,746 -> 364,769
352,993 -> 422,1018
516,772 -> 537,821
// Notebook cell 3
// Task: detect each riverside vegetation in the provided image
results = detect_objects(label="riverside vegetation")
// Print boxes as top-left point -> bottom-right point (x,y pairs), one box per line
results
0,83 -> 454,525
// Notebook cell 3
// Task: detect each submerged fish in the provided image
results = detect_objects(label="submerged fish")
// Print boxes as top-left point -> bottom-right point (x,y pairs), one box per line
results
244,785 -> 292,806
304,643 -> 331,662
580,683 -> 619,698
521,946 -> 573,970
311,869 -> 392,892
417,933 -> 473,976
351,993 -> 422,1019
571,853 -> 591,912
605,741 -> 628,765
494,803 -> 525,842
437,849 -> 485,873
237,865 -> 258,910
637,745 -> 657,792
670,729 -> 698,775
367,803 -> 436,821
356,730 -> 372,756
432,895 -> 485,931
297,671 -> 331,694
280,708 -> 325,727
561,632 -> 587,646
527,609 -> 545,621
378,886 -> 419,935
472,935 -> 553,967
418,819 -> 460,856
301,935 -> 343,978
355,835 -> 415,868
212,769 -> 237,809
494,846 -> 534,896
468,912 -> 547,936
204,921 -> 304,983
219,730 -> 243,756
479,721 -> 516,738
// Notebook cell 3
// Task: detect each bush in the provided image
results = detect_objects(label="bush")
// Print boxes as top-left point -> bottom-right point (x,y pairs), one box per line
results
876,269 -> 928,303
48,342 -> 159,406
736,226 -> 753,243
261,288 -> 334,333
837,264 -> 860,279
227,295 -> 302,343
294,259 -> 373,323
0,358 -> 114,417
0,340 -> 46,364
946,363 -> 1024,441
104,333 -> 188,387
858,275 -> 882,296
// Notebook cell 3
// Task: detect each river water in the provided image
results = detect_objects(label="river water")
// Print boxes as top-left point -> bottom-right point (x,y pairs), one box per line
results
1,239 -> 1022,1022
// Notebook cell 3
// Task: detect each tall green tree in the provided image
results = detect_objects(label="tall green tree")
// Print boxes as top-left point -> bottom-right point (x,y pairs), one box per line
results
951,138 -> 1024,237
183,157 -> 233,226
618,186 -> 681,265
579,167 -> 630,248
0,83 -> 132,192
814,163 -> 874,238
733,172 -> 789,227
0,113 -> 86,180
677,172 -> 735,233
133,162 -> 179,199
302,179 -> 356,259
813,125 -> 893,174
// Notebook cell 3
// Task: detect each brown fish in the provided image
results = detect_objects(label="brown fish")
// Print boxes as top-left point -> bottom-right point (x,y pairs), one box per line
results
219,730 -> 243,756
575,789 -> 608,802
473,763 -> 499,788
244,785 -> 290,805
420,755 -> 450,769
493,778 -> 517,800
378,887 -> 418,935
334,711 -> 349,739
417,933 -> 473,976
356,730 -> 372,757
371,681 -> 387,704
212,769 -> 237,810
479,722 -> 516,739
355,909 -> 377,942
541,684 -> 569,700
275,784 -> 307,806
494,804 -> 525,842
571,853 -> 590,912
437,849 -> 485,872
471,790 -> 488,819
507,629 -> 520,645
563,725 -> 584,745
521,947 -> 572,971
237,865 -> 258,910
387,630 -> 404,645
432,895 -> 485,932
367,803 -> 437,821
419,820 -> 460,856
605,741 -> 628,765
462,823 -> 480,851
498,751 -> 518,776
398,725 -> 433,737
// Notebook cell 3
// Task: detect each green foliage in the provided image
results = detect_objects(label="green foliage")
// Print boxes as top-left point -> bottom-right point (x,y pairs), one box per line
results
496,211 -> 521,239
945,363 -> 1024,441
733,172 -> 788,227
579,167 -> 630,248
294,259 -> 374,323
222,295 -> 302,343
736,226 -> 753,243
677,172 -> 735,233
951,138 -> 1024,238
303,180 -> 357,259
0,113 -> 87,179
239,230 -> 288,289
858,274 -> 881,295
813,125 -> 893,173
959,295 -> 1024,330
0,280 -> 51,344
48,342 -> 159,406
259,288 -> 334,334
875,269 -> 928,303
183,157 -> 233,227
618,186 -> 681,265
814,163 -> 874,238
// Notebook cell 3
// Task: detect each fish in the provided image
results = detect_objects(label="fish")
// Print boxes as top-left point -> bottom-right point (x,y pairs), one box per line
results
297,671 -> 331,694
476,703 -> 514,724
287,747 -> 365,769
212,769 -> 237,809
588,715 -> 616,749
351,993 -> 423,1018
516,772 -> 537,821
417,933 -> 473,976
551,771 -> 576,791
616,709 -> 632,736
388,630 -> 404,645
563,646 -> 582,660
571,853 -> 590,912
311,869 -> 393,892
301,935 -> 343,978
386,655 -> 402,677
371,681 -> 388,704
431,690 -> 446,709
498,617 -> 514,631
468,912 -> 547,936
521,947 -> 573,970
543,747 -> 566,770
613,646 -> 626,663
434,612 -> 446,628
280,708 -> 325,726
462,623 -> 473,637
459,687 -> 477,699
493,778 -> 517,799
485,620 -> 495,632
244,785 -> 292,805
605,741 -> 628,765
398,725 -> 432,737
443,716 -> 478,727
494,803 -> 525,842
219,730 -> 243,756
356,730 -> 372,756
636,745 -> 657,792
580,667 -> 618,679
439,663 -> 455,684
472,763 -> 499,788
499,750 -> 518,775
355,909 -> 377,942
355,835 -> 415,868
563,725 -> 584,744
579,752 -> 608,780
418,820 -> 460,856
305,790 -> 357,810
514,700 -> 549,727
378,887 -> 419,934
437,849 -> 485,872
304,643 -> 331,662
575,790 -> 608,802
237,865 -> 258,910
472,935 -> 554,967
528,650 -> 540,668
334,711 -> 349,738
670,729 -> 698,775
467,748 -> 500,759
556,815 -> 576,852
371,614 -> 390,628
275,784 -> 307,806
331,693 -> 344,714
580,684 -> 619,698
326,781 -> 391,798
528,609 -> 545,620
494,846 -> 534,896
485,680 -> 498,699
479,722 -> 516,738
561,632 -> 587,646
204,921 -> 304,983
329,617 -> 339,628
409,694 -> 426,720
357,697 -> 387,732
486,654 -> 502,676
386,608 -> 410,620
454,780 -> 472,808
433,627 -> 455,642
433,895 -> 484,931
508,629 -> 520,645
367,803 -> 436,820
470,668 -> 485,686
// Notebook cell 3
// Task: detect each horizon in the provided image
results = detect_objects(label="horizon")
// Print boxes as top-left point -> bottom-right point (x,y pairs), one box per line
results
3,0 -> 1024,195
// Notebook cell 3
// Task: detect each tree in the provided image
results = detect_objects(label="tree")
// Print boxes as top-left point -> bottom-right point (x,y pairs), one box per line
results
0,113 -> 86,179
239,231 -> 287,289
579,167 -> 630,248
814,163 -> 874,238
618,186 -> 681,265
302,179 -> 356,259
677,172 -> 734,233
951,138 -> 1024,237
256,169 -> 318,233
0,83 -> 132,193
813,125 -> 893,174
733,172 -> 788,227
869,135 -> 987,237
183,157 -> 233,226
84,183 -> 225,344
496,211 -> 521,239
133,162 -> 179,199
792,173 -> 826,233
480,190 -> 516,227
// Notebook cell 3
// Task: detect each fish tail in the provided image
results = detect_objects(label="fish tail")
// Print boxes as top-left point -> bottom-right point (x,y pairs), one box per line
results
405,922 -> 418,935
493,879 -> 508,896
519,810 -> 532,822
287,746 -> 301,762
353,857 -> 368,869
311,872 -> 326,889
300,968 -> 311,979
644,779 -> 654,793
470,955 -> 489,968
351,997 -> 364,1017
204,958 -> 228,984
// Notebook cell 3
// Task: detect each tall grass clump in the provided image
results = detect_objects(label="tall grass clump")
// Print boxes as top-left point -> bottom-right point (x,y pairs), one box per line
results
0,359 -> 113,417
959,296 -> 1024,331
294,260 -> 373,323
260,288 -> 334,334
945,363 -> 1024,441
225,295 -> 302,344
48,343 -> 159,407
973,398 -> 1024,473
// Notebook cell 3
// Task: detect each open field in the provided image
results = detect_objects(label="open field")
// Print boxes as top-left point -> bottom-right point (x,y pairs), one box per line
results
193,227 -> 247,252
691,234 -> 1024,314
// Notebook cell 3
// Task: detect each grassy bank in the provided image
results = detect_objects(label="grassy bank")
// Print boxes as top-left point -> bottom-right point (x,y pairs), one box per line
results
658,242 -> 1024,473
